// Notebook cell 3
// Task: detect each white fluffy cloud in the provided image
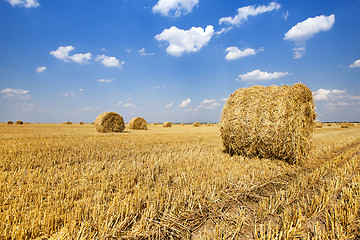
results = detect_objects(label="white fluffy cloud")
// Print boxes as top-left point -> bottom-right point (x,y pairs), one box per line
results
284,14 -> 335,42
314,89 -> 347,101
155,25 -> 214,57
219,2 -> 280,26
201,99 -> 216,104
153,0 -> 199,17
122,102 -> 136,108
185,98 -> 224,112
36,66 -> 46,73
165,102 -> 174,108
0,88 -> 31,100
238,70 -> 291,81
98,78 -> 113,83
314,88 -> 360,112
283,11 -> 289,20
179,98 -> 191,108
69,53 -> 92,64
197,99 -> 221,110
349,59 -> 360,68
5,0 -> 39,8
96,54 -> 124,68
138,48 -> 155,56
225,47 -> 263,61
284,14 -> 335,59
50,46 -> 92,64
50,46 -> 74,62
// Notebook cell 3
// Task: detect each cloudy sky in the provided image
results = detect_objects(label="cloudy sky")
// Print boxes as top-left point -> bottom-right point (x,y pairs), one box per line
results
0,0 -> 359,123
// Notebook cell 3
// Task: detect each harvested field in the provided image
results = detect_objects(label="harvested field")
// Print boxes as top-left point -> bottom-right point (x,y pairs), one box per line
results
1,124 -> 359,239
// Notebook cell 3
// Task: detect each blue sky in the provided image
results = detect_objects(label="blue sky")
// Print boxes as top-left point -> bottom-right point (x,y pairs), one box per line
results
0,0 -> 359,123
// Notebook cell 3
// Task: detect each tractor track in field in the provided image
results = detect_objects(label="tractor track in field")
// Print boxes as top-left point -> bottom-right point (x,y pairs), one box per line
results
158,139 -> 360,239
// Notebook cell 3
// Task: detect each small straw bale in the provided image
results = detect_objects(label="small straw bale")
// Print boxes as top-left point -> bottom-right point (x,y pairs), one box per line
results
15,120 -> 23,125
7,121 -> 13,125
193,122 -> 201,127
95,112 -> 125,133
66,121 -> 72,125
327,123 -> 332,126
181,123 -> 185,126
220,83 -> 315,164
315,122 -> 323,128
129,117 -> 147,130
163,121 -> 172,127
153,123 -> 158,126
349,122 -> 354,126
79,122 -> 85,125
341,122 -> 350,128
206,123 -> 212,126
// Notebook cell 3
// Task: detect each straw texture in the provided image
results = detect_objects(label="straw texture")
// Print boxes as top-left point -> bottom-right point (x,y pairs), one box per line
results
220,83 -> 315,164
163,122 -> 172,127
129,117 -> 147,130
95,112 -> 125,133
193,122 -> 201,127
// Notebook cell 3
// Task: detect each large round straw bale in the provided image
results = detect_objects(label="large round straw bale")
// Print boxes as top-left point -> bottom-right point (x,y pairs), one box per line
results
7,121 -> 13,125
220,83 -> 315,164
341,122 -> 349,128
193,122 -> 201,127
95,112 -> 125,133
129,117 -> 147,130
15,120 -> 23,125
163,121 -> 172,127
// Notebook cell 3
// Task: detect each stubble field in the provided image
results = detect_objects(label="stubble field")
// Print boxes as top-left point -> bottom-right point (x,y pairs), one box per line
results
1,123 -> 360,239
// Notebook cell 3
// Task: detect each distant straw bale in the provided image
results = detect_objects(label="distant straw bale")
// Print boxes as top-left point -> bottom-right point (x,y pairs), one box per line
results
7,121 -> 13,125
153,123 -> 158,126
220,83 -> 315,164
206,123 -> 211,126
341,122 -> 350,128
315,122 -> 323,128
327,123 -> 332,126
193,122 -> 201,127
95,112 -> 125,133
349,123 -> 354,126
163,122 -> 172,127
15,120 -> 23,125
79,122 -> 85,125
66,121 -> 72,125
129,117 -> 147,130
181,123 -> 185,126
